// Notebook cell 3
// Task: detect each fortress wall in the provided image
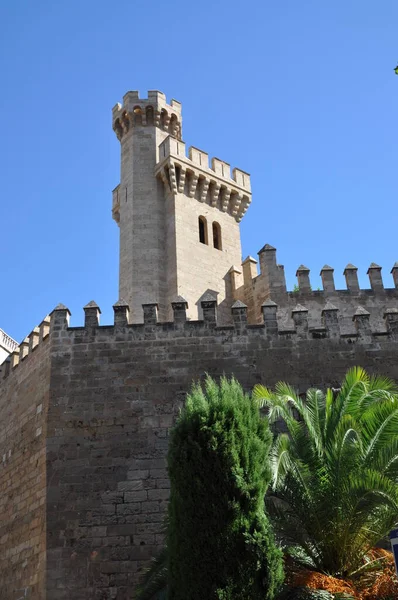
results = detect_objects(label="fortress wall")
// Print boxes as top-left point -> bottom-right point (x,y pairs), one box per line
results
42,302 -> 398,599
233,246 -> 398,328
267,289 -> 398,333
1,299 -> 397,599
0,329 -> 51,599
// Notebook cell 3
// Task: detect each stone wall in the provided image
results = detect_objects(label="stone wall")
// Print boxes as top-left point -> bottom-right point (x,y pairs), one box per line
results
1,297 -> 398,598
232,245 -> 398,329
4,298 -> 395,599
171,195 -> 242,324
0,321 -> 51,599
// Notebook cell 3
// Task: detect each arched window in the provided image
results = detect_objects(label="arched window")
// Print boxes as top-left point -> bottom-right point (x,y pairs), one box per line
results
169,114 -> 178,136
160,109 -> 168,129
114,118 -> 123,139
198,216 -> 208,245
146,106 -> 154,126
121,111 -> 130,133
213,222 -> 222,250
133,106 -> 142,126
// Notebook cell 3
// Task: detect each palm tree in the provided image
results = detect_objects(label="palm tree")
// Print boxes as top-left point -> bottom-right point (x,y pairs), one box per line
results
252,367 -> 398,578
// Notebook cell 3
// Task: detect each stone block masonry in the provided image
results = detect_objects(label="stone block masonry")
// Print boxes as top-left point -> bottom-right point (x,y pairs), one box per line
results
2,295 -> 398,599
111,91 -> 250,325
231,244 -> 398,329
0,316 -> 51,599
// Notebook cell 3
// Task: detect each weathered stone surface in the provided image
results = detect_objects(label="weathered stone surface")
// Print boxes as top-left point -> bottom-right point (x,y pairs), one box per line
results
0,335 -> 50,598
113,91 -> 249,326
3,308 -> 398,597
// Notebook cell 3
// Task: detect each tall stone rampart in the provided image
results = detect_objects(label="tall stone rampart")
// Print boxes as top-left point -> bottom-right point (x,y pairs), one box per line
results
2,295 -> 398,598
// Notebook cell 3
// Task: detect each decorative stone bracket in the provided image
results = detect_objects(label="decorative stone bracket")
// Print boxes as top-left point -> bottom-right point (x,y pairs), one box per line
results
155,137 -> 251,223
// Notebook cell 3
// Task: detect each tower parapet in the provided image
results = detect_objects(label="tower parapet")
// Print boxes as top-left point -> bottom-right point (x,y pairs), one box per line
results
2,299 -> 398,371
112,90 -> 182,141
0,315 -> 50,379
155,137 -> 251,222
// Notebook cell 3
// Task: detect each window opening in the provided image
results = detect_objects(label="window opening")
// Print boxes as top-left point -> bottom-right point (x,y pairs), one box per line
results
213,222 -> 222,250
199,217 -> 208,245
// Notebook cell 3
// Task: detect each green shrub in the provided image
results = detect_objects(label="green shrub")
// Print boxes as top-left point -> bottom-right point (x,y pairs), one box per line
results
167,375 -> 284,600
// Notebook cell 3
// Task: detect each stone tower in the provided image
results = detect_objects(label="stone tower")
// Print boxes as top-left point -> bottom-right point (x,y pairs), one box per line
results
112,90 -> 252,323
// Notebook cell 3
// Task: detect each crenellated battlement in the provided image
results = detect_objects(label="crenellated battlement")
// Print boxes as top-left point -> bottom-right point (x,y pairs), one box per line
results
3,295 -> 398,388
229,244 -> 398,330
155,136 -> 251,222
56,297 -> 398,340
3,248 -> 397,386
235,244 -> 398,294
0,314 -> 51,379
112,90 -> 182,141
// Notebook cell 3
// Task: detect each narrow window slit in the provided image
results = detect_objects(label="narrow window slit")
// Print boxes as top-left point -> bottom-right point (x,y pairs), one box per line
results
199,216 -> 208,245
212,222 -> 222,250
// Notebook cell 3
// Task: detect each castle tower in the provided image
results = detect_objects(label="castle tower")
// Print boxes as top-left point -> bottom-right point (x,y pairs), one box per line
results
112,90 -> 252,322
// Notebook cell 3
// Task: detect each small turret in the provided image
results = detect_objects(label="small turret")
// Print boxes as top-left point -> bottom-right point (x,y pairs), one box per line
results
322,301 -> 339,337
292,304 -> 309,337
296,265 -> 311,292
320,265 -> 335,293
367,263 -> 384,291
353,306 -> 371,340
344,264 -> 359,292
112,90 -> 182,142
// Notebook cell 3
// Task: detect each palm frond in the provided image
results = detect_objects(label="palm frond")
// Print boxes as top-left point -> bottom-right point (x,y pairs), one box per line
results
135,547 -> 168,600
254,367 -> 398,576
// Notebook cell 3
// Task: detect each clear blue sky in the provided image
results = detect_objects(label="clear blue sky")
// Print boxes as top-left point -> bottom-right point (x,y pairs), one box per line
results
1,1 -> 397,342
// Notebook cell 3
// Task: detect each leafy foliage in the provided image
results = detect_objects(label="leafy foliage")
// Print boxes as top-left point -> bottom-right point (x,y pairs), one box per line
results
253,367 -> 398,577
167,375 -> 284,600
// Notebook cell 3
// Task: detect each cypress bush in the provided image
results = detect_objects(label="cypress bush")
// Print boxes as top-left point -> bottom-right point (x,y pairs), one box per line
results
167,376 -> 284,600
